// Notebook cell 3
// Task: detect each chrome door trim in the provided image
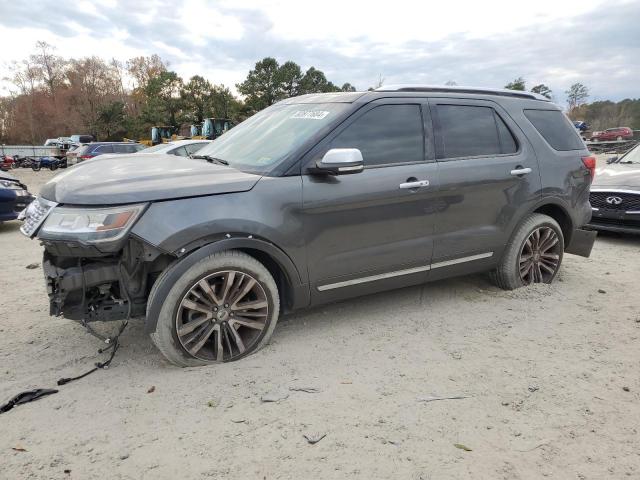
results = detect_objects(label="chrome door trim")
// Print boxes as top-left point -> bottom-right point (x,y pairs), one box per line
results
317,252 -> 493,291
430,251 -> 494,269
317,264 -> 431,291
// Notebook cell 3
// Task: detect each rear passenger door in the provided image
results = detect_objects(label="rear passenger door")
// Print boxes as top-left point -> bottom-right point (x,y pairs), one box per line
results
428,98 -> 541,277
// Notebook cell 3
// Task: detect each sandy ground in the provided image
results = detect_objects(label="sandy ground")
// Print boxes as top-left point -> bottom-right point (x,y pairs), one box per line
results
1,164 -> 639,480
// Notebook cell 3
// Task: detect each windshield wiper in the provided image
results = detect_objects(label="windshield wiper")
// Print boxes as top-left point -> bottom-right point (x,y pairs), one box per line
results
193,154 -> 229,166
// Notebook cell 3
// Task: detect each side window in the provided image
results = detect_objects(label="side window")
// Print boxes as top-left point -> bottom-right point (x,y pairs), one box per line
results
112,145 -> 130,153
95,145 -> 114,154
523,109 -> 584,151
122,144 -> 139,153
185,143 -> 206,155
330,104 -> 424,167
436,105 -> 517,159
171,146 -> 189,157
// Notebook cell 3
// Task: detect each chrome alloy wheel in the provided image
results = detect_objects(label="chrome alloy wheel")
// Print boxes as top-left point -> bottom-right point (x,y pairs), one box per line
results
175,270 -> 269,361
518,227 -> 561,284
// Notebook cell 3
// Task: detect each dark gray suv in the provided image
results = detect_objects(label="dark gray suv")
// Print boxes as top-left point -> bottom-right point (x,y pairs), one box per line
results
21,86 -> 597,366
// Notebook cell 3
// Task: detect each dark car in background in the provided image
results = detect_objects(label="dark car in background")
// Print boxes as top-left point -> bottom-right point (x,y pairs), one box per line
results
21,86 -> 596,366
588,143 -> 640,234
590,127 -> 633,142
67,142 -> 146,165
0,170 -> 34,223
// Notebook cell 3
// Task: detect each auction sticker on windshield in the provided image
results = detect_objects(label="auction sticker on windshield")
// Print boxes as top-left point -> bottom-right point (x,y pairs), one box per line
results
291,110 -> 330,120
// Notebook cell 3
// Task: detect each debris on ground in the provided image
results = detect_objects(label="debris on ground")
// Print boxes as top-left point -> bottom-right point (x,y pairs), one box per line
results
261,391 -> 289,403
25,263 -> 39,269
528,385 -> 540,393
623,386 -> 630,392
598,289 -> 606,294
417,394 -> 469,403
12,446 -> 27,452
303,432 -> 326,445
147,386 -> 155,393
289,386 -> 321,394
207,399 -> 219,408
454,443 -> 472,452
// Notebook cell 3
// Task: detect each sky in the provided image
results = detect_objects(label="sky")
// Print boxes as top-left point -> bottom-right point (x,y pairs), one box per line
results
0,0 -> 638,105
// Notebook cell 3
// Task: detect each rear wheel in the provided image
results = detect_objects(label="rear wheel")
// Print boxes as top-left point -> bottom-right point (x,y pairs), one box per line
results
149,250 -> 280,367
491,213 -> 564,290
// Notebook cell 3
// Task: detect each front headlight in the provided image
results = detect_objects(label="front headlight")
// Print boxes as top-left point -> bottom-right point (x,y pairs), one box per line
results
39,204 -> 146,243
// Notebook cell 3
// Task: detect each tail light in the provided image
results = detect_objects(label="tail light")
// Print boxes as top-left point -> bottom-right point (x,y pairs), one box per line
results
80,155 -> 93,160
582,156 -> 596,180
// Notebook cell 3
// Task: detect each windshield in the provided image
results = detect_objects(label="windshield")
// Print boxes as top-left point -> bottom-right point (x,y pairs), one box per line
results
618,145 -> 640,164
196,102 -> 350,173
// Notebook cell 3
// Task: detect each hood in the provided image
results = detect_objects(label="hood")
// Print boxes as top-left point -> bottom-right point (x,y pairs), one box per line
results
593,164 -> 640,191
39,154 -> 262,205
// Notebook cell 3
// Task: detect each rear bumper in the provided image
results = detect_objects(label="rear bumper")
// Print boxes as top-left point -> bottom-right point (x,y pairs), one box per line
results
565,228 -> 597,257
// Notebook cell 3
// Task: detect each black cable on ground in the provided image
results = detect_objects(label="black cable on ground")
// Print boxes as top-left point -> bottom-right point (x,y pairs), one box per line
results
0,320 -> 129,414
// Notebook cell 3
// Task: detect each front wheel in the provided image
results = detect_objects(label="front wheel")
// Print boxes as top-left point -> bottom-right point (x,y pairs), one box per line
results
149,250 -> 280,367
491,213 -> 564,290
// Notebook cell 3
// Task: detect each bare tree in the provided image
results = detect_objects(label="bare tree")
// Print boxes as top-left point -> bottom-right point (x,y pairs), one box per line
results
31,41 -> 66,102
565,83 -> 589,112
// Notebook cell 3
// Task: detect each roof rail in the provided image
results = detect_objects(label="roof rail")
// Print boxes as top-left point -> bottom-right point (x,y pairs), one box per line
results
375,84 -> 549,101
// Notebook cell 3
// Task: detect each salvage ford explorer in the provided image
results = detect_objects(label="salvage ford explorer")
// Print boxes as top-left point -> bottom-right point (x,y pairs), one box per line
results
21,86 -> 597,367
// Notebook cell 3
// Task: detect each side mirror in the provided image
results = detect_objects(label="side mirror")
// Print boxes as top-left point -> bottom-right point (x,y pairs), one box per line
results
314,148 -> 364,175
606,156 -> 619,164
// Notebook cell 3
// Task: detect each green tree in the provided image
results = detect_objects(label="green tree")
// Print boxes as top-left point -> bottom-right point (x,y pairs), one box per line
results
277,61 -> 303,98
505,77 -> 526,91
565,82 -> 589,112
236,57 -> 282,111
531,84 -> 552,99
341,82 -> 356,92
299,67 -> 333,94
96,101 -> 126,140
143,71 -> 184,127
181,75 -> 214,123
211,84 -> 241,119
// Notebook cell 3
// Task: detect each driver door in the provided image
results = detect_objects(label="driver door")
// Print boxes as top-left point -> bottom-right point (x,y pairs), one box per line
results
301,99 -> 440,302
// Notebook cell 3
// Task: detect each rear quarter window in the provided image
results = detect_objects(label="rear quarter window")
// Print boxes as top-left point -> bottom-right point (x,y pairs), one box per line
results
523,109 -> 584,151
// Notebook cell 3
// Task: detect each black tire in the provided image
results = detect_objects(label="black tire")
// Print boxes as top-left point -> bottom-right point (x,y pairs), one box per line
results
31,164 -> 41,171
490,213 -> 564,290
149,250 -> 280,367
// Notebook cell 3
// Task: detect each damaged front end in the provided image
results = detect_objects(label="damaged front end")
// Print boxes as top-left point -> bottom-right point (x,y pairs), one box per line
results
42,239 -> 171,322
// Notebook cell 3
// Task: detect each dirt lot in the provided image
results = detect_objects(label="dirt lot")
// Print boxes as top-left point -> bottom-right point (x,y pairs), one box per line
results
1,165 -> 639,479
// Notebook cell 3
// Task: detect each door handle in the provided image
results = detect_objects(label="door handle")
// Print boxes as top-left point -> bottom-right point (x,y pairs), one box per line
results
510,167 -> 532,176
399,180 -> 430,189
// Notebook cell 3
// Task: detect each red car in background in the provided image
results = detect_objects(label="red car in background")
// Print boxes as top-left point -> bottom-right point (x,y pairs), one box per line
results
590,127 -> 633,142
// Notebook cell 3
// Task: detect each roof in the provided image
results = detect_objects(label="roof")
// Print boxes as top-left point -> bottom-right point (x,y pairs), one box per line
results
375,84 -> 550,101
278,92 -> 366,104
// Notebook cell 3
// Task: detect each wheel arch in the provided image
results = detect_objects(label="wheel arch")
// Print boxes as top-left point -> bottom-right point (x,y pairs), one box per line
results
531,201 -> 574,247
144,237 -> 309,334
